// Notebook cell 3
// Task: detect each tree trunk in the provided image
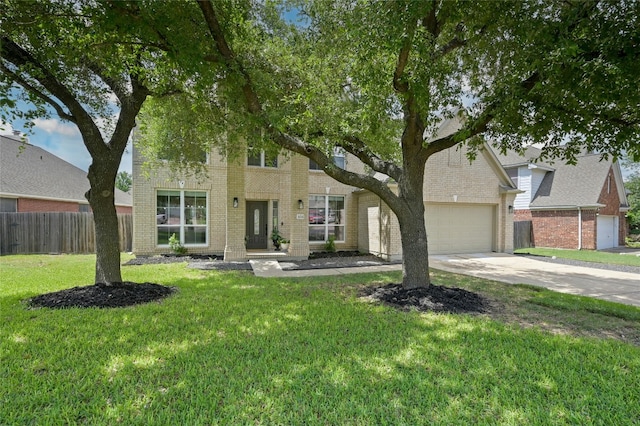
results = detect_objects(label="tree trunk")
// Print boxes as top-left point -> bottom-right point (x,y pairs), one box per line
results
396,199 -> 431,289
87,159 -> 122,285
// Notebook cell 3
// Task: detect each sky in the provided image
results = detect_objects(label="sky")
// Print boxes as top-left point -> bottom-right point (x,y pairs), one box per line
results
1,112 -> 133,175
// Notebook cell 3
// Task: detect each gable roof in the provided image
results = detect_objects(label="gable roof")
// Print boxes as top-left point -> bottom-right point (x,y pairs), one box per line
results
531,153 -> 617,208
493,144 -> 628,209
0,134 -> 131,207
493,145 -> 555,171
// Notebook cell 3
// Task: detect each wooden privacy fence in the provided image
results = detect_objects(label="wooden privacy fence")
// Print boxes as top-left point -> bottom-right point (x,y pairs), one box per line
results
513,220 -> 532,250
0,212 -> 132,255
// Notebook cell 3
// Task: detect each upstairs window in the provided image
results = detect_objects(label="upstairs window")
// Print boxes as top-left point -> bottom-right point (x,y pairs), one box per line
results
248,150 -> 278,168
507,168 -> 519,188
309,148 -> 345,170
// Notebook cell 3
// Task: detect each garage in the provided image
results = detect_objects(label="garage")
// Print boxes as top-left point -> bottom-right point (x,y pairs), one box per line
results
425,204 -> 495,254
597,215 -> 618,250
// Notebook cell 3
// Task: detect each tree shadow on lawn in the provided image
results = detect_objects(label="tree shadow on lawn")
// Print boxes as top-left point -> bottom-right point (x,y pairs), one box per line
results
5,275 -> 638,424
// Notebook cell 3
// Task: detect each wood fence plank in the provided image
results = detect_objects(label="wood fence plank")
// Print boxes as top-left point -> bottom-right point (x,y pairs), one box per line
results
0,213 -> 131,255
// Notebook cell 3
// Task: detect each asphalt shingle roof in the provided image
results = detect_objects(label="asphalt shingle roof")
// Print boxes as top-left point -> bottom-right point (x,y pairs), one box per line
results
530,154 -> 613,208
0,134 -> 132,206
492,144 -> 615,208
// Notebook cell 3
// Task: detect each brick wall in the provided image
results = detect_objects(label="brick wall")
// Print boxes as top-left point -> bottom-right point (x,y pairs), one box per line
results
530,209 -> 597,249
19,198 -> 84,213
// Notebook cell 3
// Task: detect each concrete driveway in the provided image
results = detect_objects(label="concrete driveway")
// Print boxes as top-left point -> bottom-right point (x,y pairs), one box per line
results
430,253 -> 640,307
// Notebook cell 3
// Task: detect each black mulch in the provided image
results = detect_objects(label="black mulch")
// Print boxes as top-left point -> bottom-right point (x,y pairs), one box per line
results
124,254 -> 222,265
28,282 -> 176,309
361,283 -> 487,314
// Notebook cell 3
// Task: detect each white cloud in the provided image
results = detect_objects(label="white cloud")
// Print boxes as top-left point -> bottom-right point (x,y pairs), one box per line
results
0,121 -> 15,135
33,118 -> 80,137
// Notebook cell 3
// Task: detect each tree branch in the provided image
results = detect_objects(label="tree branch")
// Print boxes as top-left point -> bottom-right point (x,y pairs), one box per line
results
1,36 -> 106,157
340,135 -> 403,182
0,61 -> 74,122
196,0 -> 402,206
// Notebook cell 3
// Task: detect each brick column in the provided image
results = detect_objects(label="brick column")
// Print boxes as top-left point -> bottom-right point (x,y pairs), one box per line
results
288,154 -> 309,259
224,158 -> 247,260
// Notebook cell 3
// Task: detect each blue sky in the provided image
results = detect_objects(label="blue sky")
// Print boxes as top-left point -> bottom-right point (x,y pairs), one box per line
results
1,110 -> 133,175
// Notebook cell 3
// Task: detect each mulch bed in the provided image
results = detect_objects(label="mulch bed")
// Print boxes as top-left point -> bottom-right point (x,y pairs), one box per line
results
361,283 -> 487,314
28,251 -> 487,313
28,282 -> 176,309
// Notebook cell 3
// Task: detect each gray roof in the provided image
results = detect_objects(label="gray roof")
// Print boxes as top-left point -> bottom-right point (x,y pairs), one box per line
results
492,143 -> 622,208
0,134 -> 132,206
530,153 -> 614,208
493,145 -> 555,170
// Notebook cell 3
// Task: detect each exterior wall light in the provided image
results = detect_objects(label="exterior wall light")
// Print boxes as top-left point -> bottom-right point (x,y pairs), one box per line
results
298,199 -> 304,209
233,197 -> 239,208
508,205 -> 513,214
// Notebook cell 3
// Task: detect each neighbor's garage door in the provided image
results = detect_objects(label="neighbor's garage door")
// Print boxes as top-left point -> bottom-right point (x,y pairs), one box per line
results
425,204 -> 495,254
597,215 -> 618,250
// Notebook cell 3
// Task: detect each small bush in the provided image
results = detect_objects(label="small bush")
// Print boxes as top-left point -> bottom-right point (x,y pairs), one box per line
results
168,233 -> 187,255
324,235 -> 336,252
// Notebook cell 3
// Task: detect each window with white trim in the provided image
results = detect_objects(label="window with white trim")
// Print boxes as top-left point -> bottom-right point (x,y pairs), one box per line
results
308,195 -> 345,242
157,190 -> 208,246
248,150 -> 278,168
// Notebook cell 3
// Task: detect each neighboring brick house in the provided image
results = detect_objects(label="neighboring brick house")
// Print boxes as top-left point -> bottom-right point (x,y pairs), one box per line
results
0,134 -> 132,213
132,118 -> 519,260
495,146 -> 629,250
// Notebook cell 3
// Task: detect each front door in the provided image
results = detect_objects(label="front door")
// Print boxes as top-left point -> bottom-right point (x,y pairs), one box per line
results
246,201 -> 268,249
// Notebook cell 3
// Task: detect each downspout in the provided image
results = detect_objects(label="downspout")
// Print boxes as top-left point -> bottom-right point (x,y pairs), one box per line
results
577,207 -> 582,250
378,197 -> 383,259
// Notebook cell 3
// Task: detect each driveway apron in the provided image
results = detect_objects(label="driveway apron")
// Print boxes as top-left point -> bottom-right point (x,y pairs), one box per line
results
429,253 -> 640,307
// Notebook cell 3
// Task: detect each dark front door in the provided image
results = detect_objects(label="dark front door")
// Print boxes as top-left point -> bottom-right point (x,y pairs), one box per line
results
246,201 -> 268,249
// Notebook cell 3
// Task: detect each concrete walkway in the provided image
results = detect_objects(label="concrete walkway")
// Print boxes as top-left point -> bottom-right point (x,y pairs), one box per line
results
250,253 -> 640,307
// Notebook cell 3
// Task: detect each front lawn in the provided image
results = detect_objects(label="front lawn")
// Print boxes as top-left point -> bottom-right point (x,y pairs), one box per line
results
1,255 -> 639,424
515,247 -> 640,267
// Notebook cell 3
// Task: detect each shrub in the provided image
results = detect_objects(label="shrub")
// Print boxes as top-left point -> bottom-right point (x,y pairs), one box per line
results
324,235 -> 336,252
168,233 -> 187,255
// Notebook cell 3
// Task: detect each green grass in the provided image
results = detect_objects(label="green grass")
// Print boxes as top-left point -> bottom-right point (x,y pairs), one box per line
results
1,255 -> 640,425
515,247 -> 640,267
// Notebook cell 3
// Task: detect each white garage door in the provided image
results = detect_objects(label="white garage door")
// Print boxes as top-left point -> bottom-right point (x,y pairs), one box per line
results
425,204 -> 495,255
597,215 -> 618,250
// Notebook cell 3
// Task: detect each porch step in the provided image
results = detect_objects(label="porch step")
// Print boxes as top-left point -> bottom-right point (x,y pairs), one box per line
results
246,251 -> 288,260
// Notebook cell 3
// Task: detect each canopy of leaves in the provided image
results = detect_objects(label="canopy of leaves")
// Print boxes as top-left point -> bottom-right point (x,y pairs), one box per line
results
115,171 -> 132,193
136,0 -> 640,174
625,172 -> 640,232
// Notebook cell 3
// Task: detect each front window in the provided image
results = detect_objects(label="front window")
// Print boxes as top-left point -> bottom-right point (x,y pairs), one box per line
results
248,150 -> 278,168
157,190 -> 208,246
308,195 -> 345,242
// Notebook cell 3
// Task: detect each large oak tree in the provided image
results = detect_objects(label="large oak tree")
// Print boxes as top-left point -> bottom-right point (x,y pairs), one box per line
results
136,0 -> 639,288
0,0 -> 197,284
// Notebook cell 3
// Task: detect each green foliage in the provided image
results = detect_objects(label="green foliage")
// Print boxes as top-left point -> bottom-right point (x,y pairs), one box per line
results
1,254 -> 639,424
324,235 -> 336,253
114,171 -> 132,193
168,233 -> 187,255
625,172 -> 640,232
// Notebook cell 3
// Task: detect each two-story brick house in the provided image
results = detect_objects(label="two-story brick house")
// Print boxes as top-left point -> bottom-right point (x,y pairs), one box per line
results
496,146 -> 629,250
132,122 -> 519,260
